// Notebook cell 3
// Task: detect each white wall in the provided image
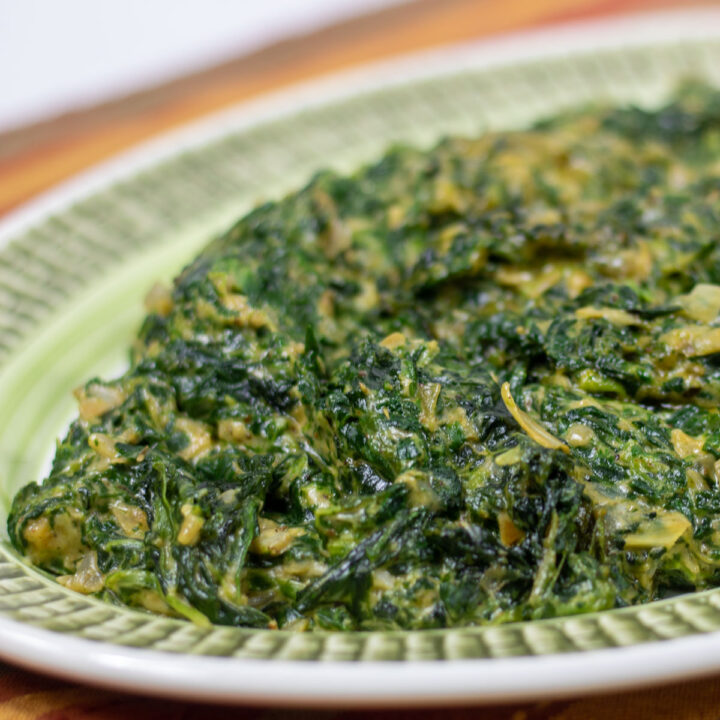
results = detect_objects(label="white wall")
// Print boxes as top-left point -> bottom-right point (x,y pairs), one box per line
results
0,0 -> 407,132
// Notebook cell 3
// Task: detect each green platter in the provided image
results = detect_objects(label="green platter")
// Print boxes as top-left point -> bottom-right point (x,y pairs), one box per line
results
2,14 -> 720,703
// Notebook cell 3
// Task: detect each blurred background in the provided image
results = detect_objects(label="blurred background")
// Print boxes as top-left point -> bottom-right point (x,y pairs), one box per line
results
0,0 -> 710,219
1,0 -> 405,132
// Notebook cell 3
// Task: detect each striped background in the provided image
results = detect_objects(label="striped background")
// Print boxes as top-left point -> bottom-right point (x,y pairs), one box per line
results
0,0 -> 716,218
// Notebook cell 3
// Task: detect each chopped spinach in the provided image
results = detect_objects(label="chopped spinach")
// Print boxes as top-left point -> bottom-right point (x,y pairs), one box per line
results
10,83 -> 720,630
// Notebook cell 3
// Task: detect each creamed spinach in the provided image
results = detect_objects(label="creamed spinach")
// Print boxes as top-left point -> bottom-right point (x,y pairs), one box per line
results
11,83 -> 720,631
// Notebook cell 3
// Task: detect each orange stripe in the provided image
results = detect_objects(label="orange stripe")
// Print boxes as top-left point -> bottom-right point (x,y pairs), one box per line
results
0,688 -> 119,720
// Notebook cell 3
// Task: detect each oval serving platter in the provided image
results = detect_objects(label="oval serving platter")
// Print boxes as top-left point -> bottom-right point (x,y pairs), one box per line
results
2,9 -> 720,706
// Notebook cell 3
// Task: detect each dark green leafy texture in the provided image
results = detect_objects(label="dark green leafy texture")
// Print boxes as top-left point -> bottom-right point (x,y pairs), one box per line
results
11,83 -> 720,630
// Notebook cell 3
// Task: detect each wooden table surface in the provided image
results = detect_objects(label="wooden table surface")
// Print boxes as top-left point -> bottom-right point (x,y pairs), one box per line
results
2,0 -> 720,718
